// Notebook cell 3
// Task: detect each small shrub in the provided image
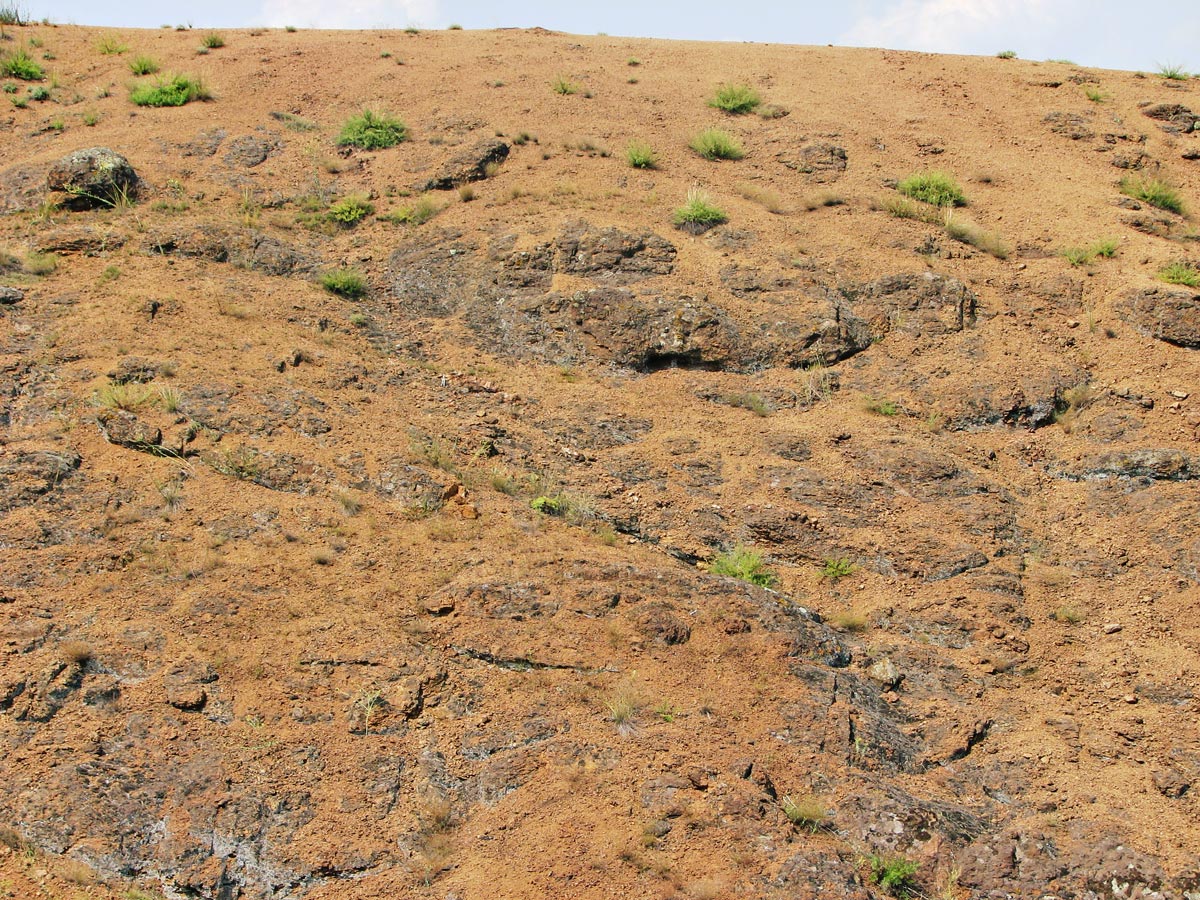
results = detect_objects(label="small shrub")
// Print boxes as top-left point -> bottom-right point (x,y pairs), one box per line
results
781,795 -> 826,832
709,82 -> 760,114
738,182 -> 784,213
820,556 -> 856,582
689,127 -> 743,160
269,109 -> 318,131
320,268 -> 367,298
1159,261 -> 1200,287
1157,63 -> 1190,80
24,251 -> 56,275
337,109 -> 408,149
996,49 -> 1016,59
863,397 -> 898,416
1053,605 -> 1083,625
551,74 -> 578,95
129,54 -> 159,75
200,32 -> 225,48
1061,239 -> 1117,266
673,187 -> 727,232
285,25 -> 297,32
897,171 -> 965,207
327,193 -> 375,226
1120,176 -> 1184,214
723,392 -> 772,416
379,195 -> 440,225
96,381 -> 153,410
625,139 -> 657,169
28,84 -> 47,100
130,74 -> 210,106
448,22 -> 462,29
758,103 -> 789,119
830,609 -> 868,632
709,545 -> 776,587
0,4 -> 25,25
81,109 -> 98,125
627,57 -> 640,66
1084,86 -> 1108,103
96,36 -> 127,54
944,215 -> 1009,258
1,47 -> 44,80
1091,237 -> 1119,258
869,855 -> 919,898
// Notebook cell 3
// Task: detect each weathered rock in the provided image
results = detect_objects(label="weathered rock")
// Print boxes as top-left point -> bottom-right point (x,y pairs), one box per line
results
146,224 -> 231,261
1054,449 -> 1197,482
108,357 -> 159,384
1152,768 -> 1191,798
0,164 -> 48,212
1044,111 -> 1093,140
867,657 -> 903,689
841,272 -> 977,337
223,134 -> 276,168
1142,102 -> 1199,134
779,142 -> 848,181
1118,286 -> 1200,347
180,128 -> 226,157
0,286 -> 23,305
33,226 -> 126,254
95,409 -> 163,451
635,605 -> 692,645
146,225 -> 318,274
421,138 -> 510,190
46,147 -> 139,209
0,450 -> 81,511
555,222 -> 676,280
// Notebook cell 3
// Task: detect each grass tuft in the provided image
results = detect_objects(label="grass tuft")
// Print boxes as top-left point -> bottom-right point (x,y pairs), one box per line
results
708,82 -> 760,114
96,36 -> 127,55
1157,62 -> 1191,81
1,47 -> 44,80
625,140 -> 657,169
320,268 -> 367,298
1119,176 -> 1184,214
709,545 -> 776,587
1158,261 -> 1200,287
897,171 -> 965,207
128,54 -> 159,75
337,109 -> 408,149
200,32 -> 225,49
551,74 -> 578,95
129,73 -> 210,106
327,193 -> 375,226
673,187 -> 727,232
689,127 -> 743,161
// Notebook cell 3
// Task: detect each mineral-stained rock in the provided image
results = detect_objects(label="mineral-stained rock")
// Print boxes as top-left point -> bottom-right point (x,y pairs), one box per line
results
33,226 -> 126,254
421,138 -> 510,190
95,409 -> 163,451
1142,102 -> 1199,134
841,272 -> 977,338
146,225 -> 318,274
1118,285 -> 1200,347
108,357 -> 159,384
46,147 -> 139,209
554,221 -> 677,279
1054,449 -> 1197,482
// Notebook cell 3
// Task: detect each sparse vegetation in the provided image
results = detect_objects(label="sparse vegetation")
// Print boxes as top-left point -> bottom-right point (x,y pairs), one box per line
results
269,109 -> 318,131
1159,261 -> 1200,287
129,74 -> 210,106
1,47 -> 44,80
943,214 -> 1009,258
869,855 -> 920,898
709,82 -> 760,114
320,268 -> 367,298
820,557 -> 856,582
1084,86 -> 1108,103
863,397 -> 898,416
625,140 -> 657,169
897,171 -> 965,207
1157,63 -> 1191,81
1062,238 -> 1118,266
1053,605 -> 1083,625
673,187 -> 727,231
551,74 -> 578,95
337,110 -> 408,149
327,193 -> 375,226
781,795 -> 826,832
996,49 -> 1017,59
96,36 -> 127,55
379,196 -> 440,225
1120,176 -> 1184,214
200,32 -> 225,49
689,128 -> 744,160
709,545 -> 776,587
129,54 -> 159,75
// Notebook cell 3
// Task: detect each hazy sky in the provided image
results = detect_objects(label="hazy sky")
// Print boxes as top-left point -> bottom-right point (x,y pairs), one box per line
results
24,0 -> 1200,74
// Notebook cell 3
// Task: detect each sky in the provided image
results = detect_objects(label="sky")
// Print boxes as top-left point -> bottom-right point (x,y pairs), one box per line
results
20,0 -> 1200,74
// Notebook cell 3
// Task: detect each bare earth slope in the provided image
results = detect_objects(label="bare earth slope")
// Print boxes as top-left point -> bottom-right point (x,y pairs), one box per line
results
1,23 -> 1199,900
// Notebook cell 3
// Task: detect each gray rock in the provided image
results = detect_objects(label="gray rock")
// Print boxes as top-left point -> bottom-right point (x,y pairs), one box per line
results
95,409 -> 162,451
0,286 -> 23,305
33,226 -> 126,254
46,147 -> 139,209
1118,286 -> 1200,348
421,138 -> 509,190
779,142 -> 848,181
1142,102 -> 1199,134
1044,111 -> 1094,140
868,657 -> 903,689
223,135 -> 275,168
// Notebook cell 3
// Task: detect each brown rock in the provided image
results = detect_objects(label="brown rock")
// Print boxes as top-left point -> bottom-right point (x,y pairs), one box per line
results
421,138 -> 510,190
1118,286 -> 1200,348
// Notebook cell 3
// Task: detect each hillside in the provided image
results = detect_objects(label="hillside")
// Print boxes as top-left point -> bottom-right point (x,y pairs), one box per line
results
1,21 -> 1199,900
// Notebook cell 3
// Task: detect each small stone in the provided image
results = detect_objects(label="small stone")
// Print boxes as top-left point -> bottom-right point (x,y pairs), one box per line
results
867,657 -> 903,689
1103,623 -> 1123,634
1169,390 -> 1189,400
1123,694 -> 1138,704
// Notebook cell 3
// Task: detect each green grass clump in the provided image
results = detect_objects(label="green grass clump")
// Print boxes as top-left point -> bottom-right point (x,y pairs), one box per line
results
337,109 -> 408,149
689,128 -> 744,160
129,55 -> 160,75
820,556 -> 856,581
944,215 -> 1009,258
1119,176 -> 1185,214
0,5 -> 25,25
869,855 -> 919,898
1061,238 -> 1119,266
709,545 -> 776,588
1158,262 -> 1200,287
781,795 -> 826,832
96,36 -> 127,55
551,74 -> 578,95
672,188 -> 727,231
996,49 -> 1017,59
200,32 -> 225,49
897,171 -> 965,207
709,82 -> 761,114
327,194 -> 375,226
320,268 -> 367,298
1084,86 -> 1108,103
625,140 -> 657,169
1158,63 -> 1191,81
129,74 -> 210,107
379,196 -> 440,226
1,48 -> 44,81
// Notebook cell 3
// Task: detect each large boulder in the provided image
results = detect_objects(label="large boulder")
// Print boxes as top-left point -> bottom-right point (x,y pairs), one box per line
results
46,148 -> 139,209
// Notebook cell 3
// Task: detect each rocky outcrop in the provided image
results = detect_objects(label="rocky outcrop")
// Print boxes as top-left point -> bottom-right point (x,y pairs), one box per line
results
1118,286 -> 1200,348
421,138 -> 510,190
779,142 -> 848,181
1143,102 -> 1199,134
33,226 -> 126,254
146,225 -> 319,275
46,147 -> 139,209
